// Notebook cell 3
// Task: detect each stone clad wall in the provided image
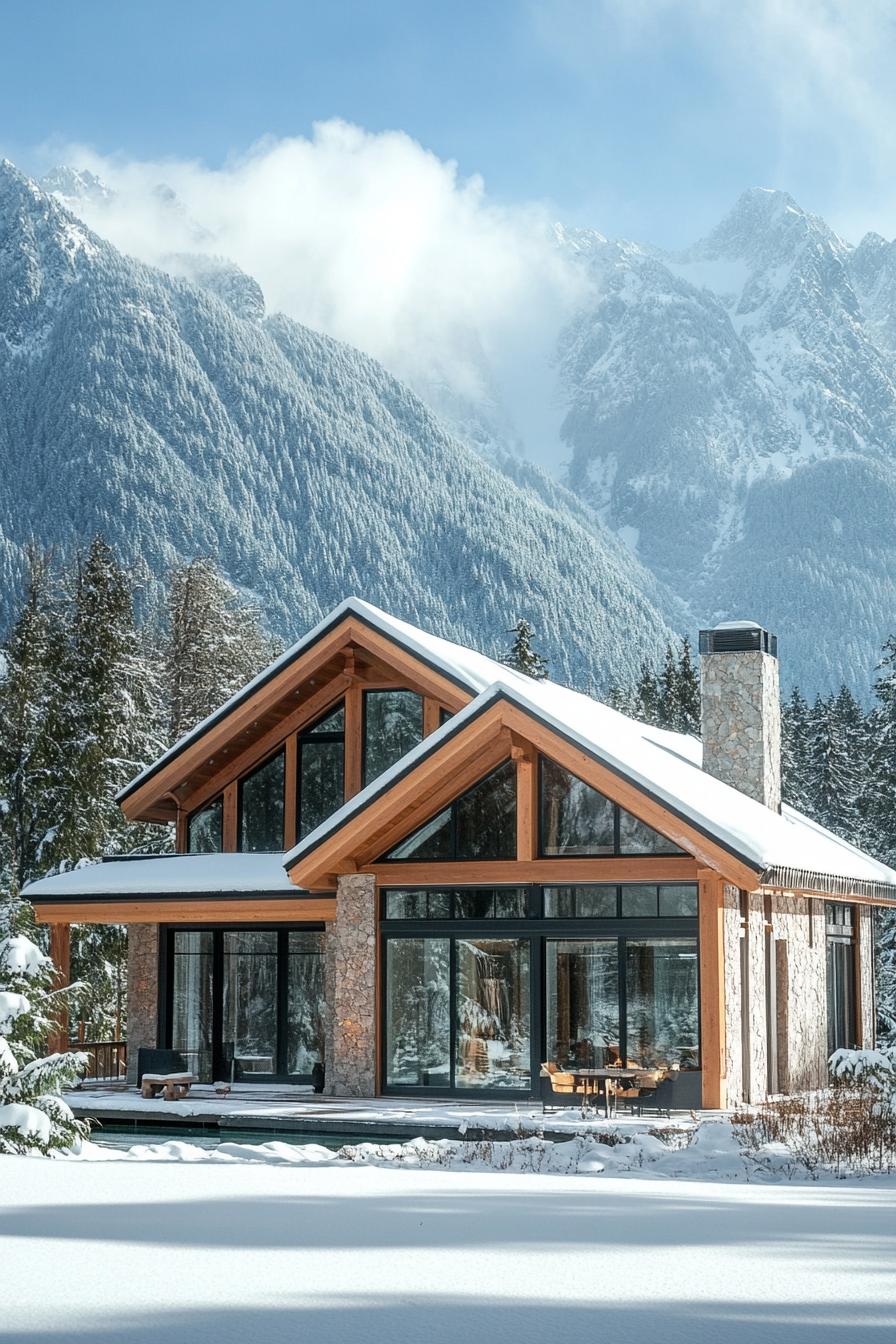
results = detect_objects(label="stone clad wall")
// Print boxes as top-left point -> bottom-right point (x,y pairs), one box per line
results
701,650 -> 781,811
325,872 -> 377,1096
770,894 -> 827,1094
125,923 -> 160,1083
722,884 -> 744,1103
858,907 -> 876,1046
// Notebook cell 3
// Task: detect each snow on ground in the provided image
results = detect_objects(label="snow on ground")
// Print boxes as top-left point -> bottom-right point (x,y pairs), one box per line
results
2,1132 -> 895,1343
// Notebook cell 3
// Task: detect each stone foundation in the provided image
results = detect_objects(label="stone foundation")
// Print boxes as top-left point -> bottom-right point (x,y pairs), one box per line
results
324,873 -> 377,1096
125,924 -> 160,1083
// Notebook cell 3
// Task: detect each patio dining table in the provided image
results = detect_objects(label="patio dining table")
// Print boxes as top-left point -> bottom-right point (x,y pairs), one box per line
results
569,1067 -> 641,1118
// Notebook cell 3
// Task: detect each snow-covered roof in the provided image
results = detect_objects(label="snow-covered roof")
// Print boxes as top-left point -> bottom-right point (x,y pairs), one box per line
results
24,853 -> 298,900
280,605 -> 896,901
112,596 -> 896,902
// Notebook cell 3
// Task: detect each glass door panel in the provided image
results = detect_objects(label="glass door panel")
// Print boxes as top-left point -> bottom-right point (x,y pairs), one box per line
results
222,931 -> 278,1079
455,938 -> 530,1089
546,939 -> 620,1069
385,938 -> 451,1087
287,931 -> 326,1076
170,931 -> 214,1081
625,938 -> 700,1071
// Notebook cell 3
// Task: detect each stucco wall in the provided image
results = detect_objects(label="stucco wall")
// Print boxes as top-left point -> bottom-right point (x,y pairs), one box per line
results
125,923 -> 160,1083
325,872 -> 377,1096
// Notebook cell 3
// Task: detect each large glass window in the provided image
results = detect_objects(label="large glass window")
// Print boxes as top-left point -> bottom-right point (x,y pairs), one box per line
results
384,760 -> 517,861
385,938 -> 451,1087
546,939 -> 620,1069
239,750 -> 285,851
287,931 -> 325,1075
298,702 -> 345,839
170,931 -> 214,1079
168,927 -> 326,1083
625,938 -> 700,1071
455,938 -> 530,1090
187,797 -> 223,854
364,690 -> 424,785
826,903 -> 856,1055
222,931 -> 279,1077
540,757 -> 685,857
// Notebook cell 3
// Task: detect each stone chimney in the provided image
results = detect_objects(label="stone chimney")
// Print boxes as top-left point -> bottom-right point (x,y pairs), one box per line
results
699,621 -> 781,812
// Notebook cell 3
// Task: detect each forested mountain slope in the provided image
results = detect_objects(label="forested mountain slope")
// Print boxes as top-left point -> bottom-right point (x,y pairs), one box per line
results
0,161 -> 683,688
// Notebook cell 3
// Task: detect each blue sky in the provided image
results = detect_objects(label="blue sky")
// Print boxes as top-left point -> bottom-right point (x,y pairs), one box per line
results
4,0 -> 895,247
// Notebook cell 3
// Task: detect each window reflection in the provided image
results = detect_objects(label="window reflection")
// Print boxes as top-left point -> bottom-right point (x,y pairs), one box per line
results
385,938 -> 451,1087
385,761 -> 517,861
188,797 -> 222,854
364,690 -> 423,785
546,939 -> 620,1069
455,938 -> 530,1089
171,931 -> 214,1081
287,931 -> 325,1075
625,939 -> 700,1071
239,750 -> 284,851
298,703 -> 345,839
222,931 -> 278,1078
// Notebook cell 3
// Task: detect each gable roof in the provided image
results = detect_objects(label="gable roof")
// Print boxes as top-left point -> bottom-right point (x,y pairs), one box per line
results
280,608 -> 896,903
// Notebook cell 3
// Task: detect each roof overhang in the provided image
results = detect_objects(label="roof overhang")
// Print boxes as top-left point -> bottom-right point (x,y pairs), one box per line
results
118,602 -> 475,823
285,688 -> 765,892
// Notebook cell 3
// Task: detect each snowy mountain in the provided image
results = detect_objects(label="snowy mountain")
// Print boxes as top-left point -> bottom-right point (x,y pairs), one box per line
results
557,189 -> 896,695
0,160 -> 683,689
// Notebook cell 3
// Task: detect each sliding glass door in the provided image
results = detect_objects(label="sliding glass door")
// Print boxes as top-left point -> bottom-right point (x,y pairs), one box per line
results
166,926 -> 325,1083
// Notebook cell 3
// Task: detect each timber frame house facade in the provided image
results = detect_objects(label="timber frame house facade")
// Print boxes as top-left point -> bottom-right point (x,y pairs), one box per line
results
27,599 -> 896,1109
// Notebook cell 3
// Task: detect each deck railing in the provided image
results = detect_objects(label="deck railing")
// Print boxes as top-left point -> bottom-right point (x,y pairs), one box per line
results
76,1040 -> 128,1082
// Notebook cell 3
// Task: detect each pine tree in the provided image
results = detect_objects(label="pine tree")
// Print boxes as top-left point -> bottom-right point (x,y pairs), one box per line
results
166,558 -> 282,741
634,659 -> 660,726
657,645 -> 680,730
0,548 -> 67,893
676,637 -> 701,736
781,686 -> 815,816
501,619 -> 549,681
0,897 -> 88,1154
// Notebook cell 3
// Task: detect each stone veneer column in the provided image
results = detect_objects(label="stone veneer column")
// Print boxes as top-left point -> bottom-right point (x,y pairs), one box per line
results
125,924 -> 160,1083
325,873 -> 377,1096
701,643 -> 781,811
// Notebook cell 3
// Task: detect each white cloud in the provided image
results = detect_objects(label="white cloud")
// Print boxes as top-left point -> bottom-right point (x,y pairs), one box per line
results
48,121 -> 589,468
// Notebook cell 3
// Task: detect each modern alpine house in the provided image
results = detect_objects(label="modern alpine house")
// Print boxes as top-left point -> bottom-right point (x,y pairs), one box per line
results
26,599 -> 896,1110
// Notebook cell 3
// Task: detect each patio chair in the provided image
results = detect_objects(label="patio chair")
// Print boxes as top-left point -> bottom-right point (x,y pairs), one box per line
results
613,1070 -> 665,1116
539,1061 -> 581,1111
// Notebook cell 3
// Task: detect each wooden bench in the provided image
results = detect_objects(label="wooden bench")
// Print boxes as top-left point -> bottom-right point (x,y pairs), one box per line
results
140,1072 -> 196,1101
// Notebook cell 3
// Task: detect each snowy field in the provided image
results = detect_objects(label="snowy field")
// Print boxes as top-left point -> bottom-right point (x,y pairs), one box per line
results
2,1128 -> 896,1343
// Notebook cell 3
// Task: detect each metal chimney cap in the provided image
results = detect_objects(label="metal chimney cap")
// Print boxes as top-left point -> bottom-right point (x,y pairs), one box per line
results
699,624 -> 778,657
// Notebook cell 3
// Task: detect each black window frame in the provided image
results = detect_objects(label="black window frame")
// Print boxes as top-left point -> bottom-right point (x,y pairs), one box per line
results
361,688 -> 424,788
237,747 -> 286,853
379,882 -> 701,1100
161,923 -> 326,1084
296,699 -> 346,841
380,759 -> 518,862
538,755 -> 685,859
187,794 -> 224,854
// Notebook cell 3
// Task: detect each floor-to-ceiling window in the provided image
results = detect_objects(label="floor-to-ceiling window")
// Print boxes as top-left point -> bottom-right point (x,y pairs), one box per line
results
826,902 -> 857,1055
381,883 -> 701,1100
165,926 -> 325,1083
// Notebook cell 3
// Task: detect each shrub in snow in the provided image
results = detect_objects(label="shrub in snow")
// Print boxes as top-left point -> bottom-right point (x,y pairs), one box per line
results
829,1047 -> 896,1095
0,925 -> 89,1155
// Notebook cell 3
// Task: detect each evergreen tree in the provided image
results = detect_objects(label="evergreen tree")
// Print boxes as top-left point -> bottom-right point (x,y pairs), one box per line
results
166,558 -> 281,741
781,686 -> 815,816
676,637 -> 701,736
0,896 -> 88,1154
634,659 -> 660,726
501,619 -> 549,681
0,548 -> 67,893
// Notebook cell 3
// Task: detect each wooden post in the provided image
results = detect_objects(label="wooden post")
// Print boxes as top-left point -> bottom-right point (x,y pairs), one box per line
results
48,923 -> 71,1054
175,808 -> 188,853
514,744 -> 538,862
223,782 -> 238,851
698,868 -> 727,1110
344,683 -> 363,800
422,697 -> 442,738
283,732 -> 298,851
